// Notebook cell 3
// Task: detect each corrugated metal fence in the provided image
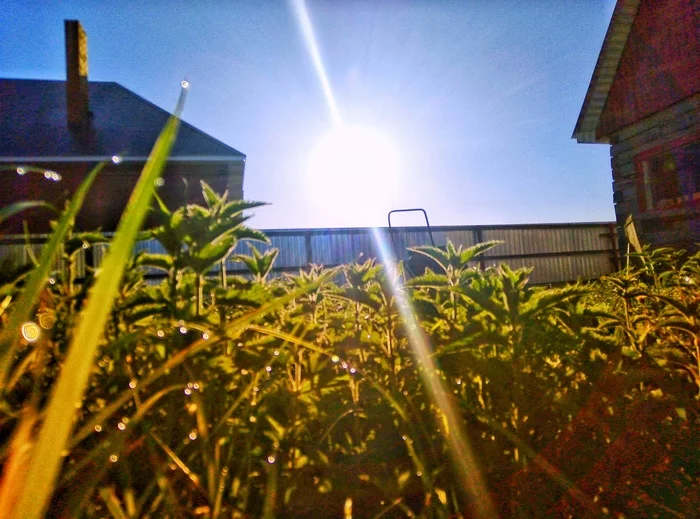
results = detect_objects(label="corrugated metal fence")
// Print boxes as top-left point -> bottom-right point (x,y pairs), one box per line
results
0,222 -> 619,285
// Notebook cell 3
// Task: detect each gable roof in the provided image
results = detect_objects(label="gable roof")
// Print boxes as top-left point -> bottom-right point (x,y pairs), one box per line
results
572,0 -> 642,144
0,79 -> 245,162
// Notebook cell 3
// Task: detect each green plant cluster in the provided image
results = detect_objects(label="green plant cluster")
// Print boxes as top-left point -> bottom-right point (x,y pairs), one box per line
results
1,197 -> 698,517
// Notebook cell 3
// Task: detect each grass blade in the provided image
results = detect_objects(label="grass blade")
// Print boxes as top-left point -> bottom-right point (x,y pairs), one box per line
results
0,201 -> 55,226
8,88 -> 186,519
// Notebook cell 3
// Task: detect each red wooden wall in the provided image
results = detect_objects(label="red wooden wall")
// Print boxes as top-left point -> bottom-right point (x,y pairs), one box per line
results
598,0 -> 700,138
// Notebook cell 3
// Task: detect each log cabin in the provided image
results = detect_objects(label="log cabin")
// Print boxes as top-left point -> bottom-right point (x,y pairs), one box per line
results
573,0 -> 699,251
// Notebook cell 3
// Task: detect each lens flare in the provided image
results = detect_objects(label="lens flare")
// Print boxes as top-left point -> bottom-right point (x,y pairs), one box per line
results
291,0 -> 341,125
21,322 -> 41,342
371,228 -> 496,517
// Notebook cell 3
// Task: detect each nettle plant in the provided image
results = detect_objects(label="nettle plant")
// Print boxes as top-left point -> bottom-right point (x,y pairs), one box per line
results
1,107 -> 699,517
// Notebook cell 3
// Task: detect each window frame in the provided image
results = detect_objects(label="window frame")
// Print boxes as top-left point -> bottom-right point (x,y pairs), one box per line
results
635,133 -> 700,213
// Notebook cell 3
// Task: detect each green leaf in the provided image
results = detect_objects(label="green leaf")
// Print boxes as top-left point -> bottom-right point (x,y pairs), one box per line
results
266,415 -> 286,440
200,180 -> 222,209
135,252 -> 174,272
0,200 -> 56,226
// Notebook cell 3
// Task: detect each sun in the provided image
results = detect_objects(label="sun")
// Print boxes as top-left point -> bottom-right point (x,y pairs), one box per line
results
305,124 -> 401,225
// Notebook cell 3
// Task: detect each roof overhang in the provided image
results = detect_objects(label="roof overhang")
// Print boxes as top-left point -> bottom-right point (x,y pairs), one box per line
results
572,0 -> 642,144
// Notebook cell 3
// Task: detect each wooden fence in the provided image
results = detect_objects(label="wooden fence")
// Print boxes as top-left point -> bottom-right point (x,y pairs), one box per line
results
1,222 -> 620,285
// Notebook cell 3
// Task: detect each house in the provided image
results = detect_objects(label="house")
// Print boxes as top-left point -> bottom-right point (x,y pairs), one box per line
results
0,20 -> 245,233
573,0 -> 699,251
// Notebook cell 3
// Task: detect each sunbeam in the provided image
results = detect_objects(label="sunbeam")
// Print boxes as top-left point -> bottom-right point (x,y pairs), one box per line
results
371,228 -> 497,518
290,0 -> 342,125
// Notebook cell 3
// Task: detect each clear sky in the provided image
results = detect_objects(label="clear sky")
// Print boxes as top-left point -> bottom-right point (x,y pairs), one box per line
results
2,0 -> 617,229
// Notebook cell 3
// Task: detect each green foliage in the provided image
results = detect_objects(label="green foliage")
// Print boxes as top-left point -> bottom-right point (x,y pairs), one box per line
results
0,200 -> 55,227
1,193 -> 699,519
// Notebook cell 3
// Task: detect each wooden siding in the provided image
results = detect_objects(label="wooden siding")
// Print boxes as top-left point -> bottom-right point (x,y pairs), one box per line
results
598,0 -> 700,138
0,160 -> 243,233
573,0 -> 641,143
1,223 -> 620,286
609,95 -> 700,250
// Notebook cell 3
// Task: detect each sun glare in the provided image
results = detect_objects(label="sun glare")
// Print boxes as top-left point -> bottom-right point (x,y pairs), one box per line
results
305,125 -> 401,224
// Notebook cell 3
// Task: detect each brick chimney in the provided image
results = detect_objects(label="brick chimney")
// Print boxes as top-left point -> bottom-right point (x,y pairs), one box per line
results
65,20 -> 90,128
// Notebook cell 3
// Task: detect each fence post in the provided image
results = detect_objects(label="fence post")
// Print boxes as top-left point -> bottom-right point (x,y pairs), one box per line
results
305,232 -> 313,266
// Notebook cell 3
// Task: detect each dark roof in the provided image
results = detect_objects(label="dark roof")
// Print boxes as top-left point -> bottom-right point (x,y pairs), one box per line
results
0,79 -> 245,162
572,0 -> 642,144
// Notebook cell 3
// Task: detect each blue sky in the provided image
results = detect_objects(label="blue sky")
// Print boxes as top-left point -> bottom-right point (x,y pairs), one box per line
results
2,0 -> 617,229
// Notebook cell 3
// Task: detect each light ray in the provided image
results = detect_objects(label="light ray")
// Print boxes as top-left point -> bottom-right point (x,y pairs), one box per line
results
371,228 -> 496,518
290,0 -> 342,125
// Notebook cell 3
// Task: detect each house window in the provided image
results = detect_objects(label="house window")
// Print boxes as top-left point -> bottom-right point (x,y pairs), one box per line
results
637,139 -> 700,211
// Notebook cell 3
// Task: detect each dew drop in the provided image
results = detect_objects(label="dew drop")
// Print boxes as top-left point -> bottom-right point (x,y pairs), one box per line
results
117,422 -> 126,431
189,430 -> 198,440
112,155 -> 122,164
181,80 -> 190,89
129,380 -> 137,389
192,383 -> 200,390
48,278 -> 56,285
273,350 -> 279,356
154,178 -> 165,187
265,366 -> 272,372
179,327 -> 187,334
202,333 -> 209,340
44,171 -> 51,179
350,368 -> 356,374
184,388 -> 192,395
157,330 -> 165,338
249,416 -> 257,423
267,455 -> 276,464
17,167 -> 26,175
109,454 -> 118,463
331,355 -> 340,363
94,425 -> 102,432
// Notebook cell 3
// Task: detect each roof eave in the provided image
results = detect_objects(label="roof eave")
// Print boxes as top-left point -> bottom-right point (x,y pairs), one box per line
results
572,0 -> 642,144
